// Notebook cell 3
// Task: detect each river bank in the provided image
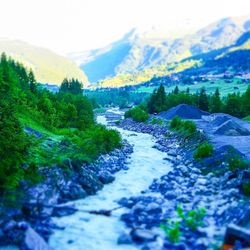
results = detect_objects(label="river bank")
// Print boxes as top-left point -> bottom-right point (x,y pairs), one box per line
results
0,134 -> 133,250
116,118 -> 250,249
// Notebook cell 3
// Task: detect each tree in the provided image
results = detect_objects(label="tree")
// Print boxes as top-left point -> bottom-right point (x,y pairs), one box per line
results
224,93 -> 242,117
28,70 -> 37,93
198,87 -> 209,112
59,78 -> 83,95
241,86 -> 250,117
0,59 -> 30,190
210,88 -> 222,113
173,86 -> 179,94
147,84 -> 167,113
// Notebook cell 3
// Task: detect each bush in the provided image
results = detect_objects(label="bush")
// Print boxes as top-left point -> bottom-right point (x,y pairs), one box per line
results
194,142 -> 214,160
160,205 -> 206,243
242,183 -> 250,196
228,157 -> 248,172
170,116 -> 197,137
170,116 -> 182,129
125,107 -> 149,122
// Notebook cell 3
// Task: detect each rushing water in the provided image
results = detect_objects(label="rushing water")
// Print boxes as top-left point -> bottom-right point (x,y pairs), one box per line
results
49,116 -> 172,250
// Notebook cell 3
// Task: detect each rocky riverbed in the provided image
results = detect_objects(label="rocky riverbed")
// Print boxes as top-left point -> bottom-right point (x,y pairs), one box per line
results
0,138 -> 133,249
116,118 -> 250,249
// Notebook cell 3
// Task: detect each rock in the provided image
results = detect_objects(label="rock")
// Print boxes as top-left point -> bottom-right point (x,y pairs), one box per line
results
117,233 -> 133,244
223,224 -> 250,248
78,167 -> 103,194
131,228 -> 157,243
22,227 -> 52,250
145,203 -> 162,214
98,171 -> 115,184
52,205 -> 78,217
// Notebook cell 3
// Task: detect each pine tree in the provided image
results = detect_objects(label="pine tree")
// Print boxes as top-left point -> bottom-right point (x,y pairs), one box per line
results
198,87 -> 209,111
28,70 -> 37,93
241,86 -> 250,117
210,88 -> 222,113
224,93 -> 242,117
173,86 -> 179,94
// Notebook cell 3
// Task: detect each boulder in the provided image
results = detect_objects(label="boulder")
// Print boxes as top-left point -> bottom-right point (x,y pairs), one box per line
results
22,227 -> 52,250
131,228 -> 157,243
223,224 -> 250,249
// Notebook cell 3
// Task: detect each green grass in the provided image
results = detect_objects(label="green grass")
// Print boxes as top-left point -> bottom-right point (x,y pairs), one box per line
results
136,79 -> 249,97
194,142 -> 214,160
243,116 -> 250,121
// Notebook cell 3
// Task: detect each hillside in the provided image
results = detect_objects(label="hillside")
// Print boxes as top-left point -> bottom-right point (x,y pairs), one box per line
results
0,39 -> 88,85
70,15 -> 250,84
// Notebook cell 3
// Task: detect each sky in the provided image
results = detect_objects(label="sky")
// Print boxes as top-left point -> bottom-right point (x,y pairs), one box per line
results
0,0 -> 249,55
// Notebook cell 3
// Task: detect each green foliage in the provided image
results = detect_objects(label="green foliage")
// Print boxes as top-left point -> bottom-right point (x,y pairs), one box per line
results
147,84 -> 167,113
198,87 -> 209,112
242,183 -> 250,196
227,157 -> 249,172
170,116 -> 197,137
160,221 -> 180,244
149,117 -> 164,125
59,78 -> 83,95
161,205 -> 206,243
0,54 -> 121,195
177,206 -> 206,231
243,116 -> 250,121
210,88 -> 222,113
125,106 -> 149,122
194,142 -> 214,160
224,93 -> 243,117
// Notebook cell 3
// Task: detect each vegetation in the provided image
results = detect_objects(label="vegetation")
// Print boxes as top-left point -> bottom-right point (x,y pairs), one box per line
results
147,84 -> 167,113
84,89 -> 148,108
160,221 -> 181,244
124,106 -> 149,122
145,84 -> 250,119
227,156 -> 249,172
160,206 -> 206,243
194,142 -> 214,160
170,116 -> 197,137
242,183 -> 250,196
0,54 -> 121,195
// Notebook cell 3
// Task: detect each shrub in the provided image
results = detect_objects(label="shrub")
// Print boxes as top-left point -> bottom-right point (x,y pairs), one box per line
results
160,205 -> 206,243
124,107 -> 149,122
149,117 -> 164,125
194,142 -> 214,160
160,221 -> 180,243
170,116 -> 197,137
242,183 -> 250,196
228,157 -> 248,172
177,206 -> 206,231
170,116 -> 182,129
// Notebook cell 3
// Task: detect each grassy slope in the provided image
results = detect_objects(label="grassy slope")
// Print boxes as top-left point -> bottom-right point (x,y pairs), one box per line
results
136,79 -> 249,96
0,39 -> 88,85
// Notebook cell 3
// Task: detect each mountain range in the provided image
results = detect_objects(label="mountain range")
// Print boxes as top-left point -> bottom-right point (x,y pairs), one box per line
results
0,39 -> 88,85
69,15 -> 250,84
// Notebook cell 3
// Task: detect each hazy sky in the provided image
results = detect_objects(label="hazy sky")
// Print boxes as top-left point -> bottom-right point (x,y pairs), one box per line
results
0,0 -> 249,55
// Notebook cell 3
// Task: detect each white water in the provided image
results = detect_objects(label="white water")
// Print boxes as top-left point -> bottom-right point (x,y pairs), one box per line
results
49,116 -> 172,250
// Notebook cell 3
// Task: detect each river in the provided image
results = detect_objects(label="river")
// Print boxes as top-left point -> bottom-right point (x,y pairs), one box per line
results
49,115 -> 172,250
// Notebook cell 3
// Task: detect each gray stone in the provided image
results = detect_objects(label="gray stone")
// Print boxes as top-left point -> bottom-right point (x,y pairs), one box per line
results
23,227 -> 52,250
131,228 -> 156,242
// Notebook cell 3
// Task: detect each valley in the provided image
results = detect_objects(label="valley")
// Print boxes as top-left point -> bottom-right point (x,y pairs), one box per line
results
0,5 -> 250,250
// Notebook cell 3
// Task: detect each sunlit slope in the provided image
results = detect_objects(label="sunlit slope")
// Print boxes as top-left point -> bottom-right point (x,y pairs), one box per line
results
0,39 -> 88,85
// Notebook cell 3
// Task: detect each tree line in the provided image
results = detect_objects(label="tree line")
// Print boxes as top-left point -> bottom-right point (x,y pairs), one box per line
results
146,84 -> 250,118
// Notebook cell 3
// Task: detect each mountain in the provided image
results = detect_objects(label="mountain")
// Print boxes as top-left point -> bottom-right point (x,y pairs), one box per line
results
0,39 -> 88,85
70,15 -> 250,84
